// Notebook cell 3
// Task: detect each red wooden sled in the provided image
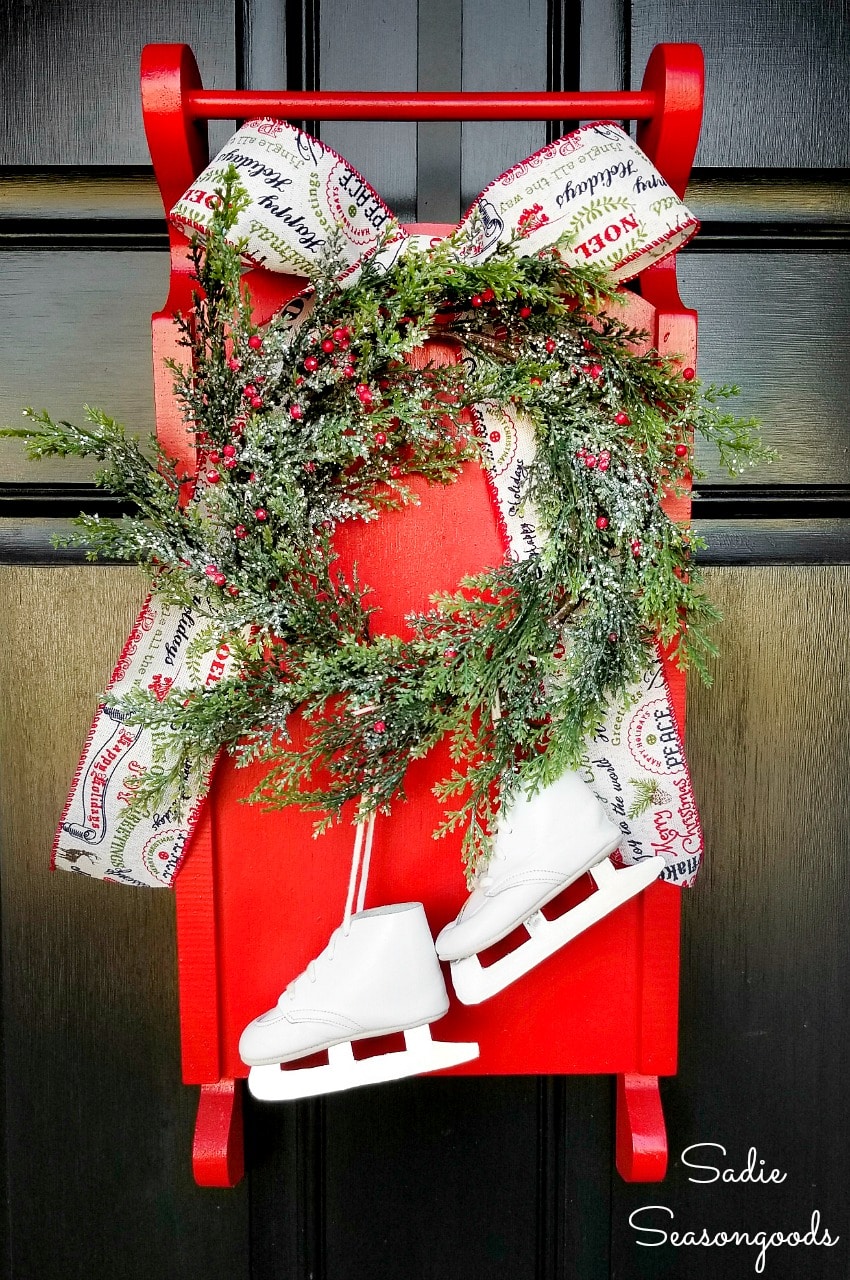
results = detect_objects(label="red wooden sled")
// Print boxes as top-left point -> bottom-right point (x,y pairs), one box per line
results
141,41 -> 704,1187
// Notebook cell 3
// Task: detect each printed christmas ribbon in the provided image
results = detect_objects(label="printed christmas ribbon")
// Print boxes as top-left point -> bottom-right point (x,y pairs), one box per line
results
55,119 -> 702,888
54,596 -> 237,886
170,117 -> 697,283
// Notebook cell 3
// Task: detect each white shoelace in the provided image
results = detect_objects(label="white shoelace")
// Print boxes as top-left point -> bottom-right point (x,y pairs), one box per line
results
282,807 -> 377,1001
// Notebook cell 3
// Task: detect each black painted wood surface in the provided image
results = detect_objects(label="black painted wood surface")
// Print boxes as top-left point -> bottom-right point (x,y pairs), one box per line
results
0,0 -> 236,165
630,0 -> 850,168
612,567 -> 850,1280
1,2 -> 849,1278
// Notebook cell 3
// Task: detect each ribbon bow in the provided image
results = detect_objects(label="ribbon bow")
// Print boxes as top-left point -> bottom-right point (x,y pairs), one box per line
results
171,117 -> 697,284
53,122 -> 703,889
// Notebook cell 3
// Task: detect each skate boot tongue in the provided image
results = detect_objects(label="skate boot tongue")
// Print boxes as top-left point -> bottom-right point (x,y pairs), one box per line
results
281,927 -> 343,1003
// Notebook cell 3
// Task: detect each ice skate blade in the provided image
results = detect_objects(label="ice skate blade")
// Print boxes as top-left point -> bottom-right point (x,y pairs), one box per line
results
247,1023 -> 480,1101
450,855 -> 666,1005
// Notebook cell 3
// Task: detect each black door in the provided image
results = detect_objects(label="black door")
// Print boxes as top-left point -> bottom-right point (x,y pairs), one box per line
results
1,3 -> 848,1277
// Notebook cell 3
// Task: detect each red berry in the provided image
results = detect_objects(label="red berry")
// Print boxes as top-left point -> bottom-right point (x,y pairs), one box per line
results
545,338 -> 556,354
204,564 -> 219,578
250,396 -> 264,409
304,356 -> 319,372
248,335 -> 263,350
614,411 -> 631,426
223,458 -> 237,470
222,444 -> 236,458
342,364 -> 356,379
321,338 -> 335,353
243,385 -> 257,398
596,516 -> 609,530
227,586 -> 240,597
481,288 -> 495,303
471,294 -> 483,308
608,632 -> 618,643
374,432 -> 387,447
584,455 -> 597,469
206,470 -> 221,484
631,539 -> 642,555
290,404 -> 304,420
337,336 -> 350,349
682,367 -> 696,381
675,443 -> 688,457
444,647 -> 458,661
519,306 -> 532,319
333,327 -> 349,342
585,363 -> 604,380
598,458 -> 610,472
390,465 -> 402,479
356,384 -> 373,405
227,357 -> 242,372
582,339 -> 594,352
372,720 -> 386,733
254,508 -> 267,521
208,450 -> 221,464
233,524 -> 247,539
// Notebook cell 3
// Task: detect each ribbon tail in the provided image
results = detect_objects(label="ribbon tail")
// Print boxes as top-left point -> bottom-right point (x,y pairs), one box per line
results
53,592 -> 232,889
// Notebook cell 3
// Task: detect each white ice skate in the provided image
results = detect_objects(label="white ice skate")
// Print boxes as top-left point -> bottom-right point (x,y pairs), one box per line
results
435,770 -> 666,1004
241,816 -> 478,1100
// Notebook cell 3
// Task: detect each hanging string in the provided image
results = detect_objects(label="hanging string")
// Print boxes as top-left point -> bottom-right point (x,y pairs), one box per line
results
342,808 -> 377,935
356,812 -> 376,914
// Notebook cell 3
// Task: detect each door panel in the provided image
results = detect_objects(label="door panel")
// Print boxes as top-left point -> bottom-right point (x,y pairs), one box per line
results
0,0 -> 236,164
0,250 -> 168,483
319,0 -> 419,221
680,251 -> 850,486
630,0 -> 850,167
612,566 -> 850,1278
460,0 -> 551,209
0,566 -> 249,1280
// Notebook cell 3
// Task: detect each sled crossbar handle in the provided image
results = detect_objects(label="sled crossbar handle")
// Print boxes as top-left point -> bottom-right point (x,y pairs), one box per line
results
184,90 -> 657,122
141,40 -> 703,259
142,42 -> 703,206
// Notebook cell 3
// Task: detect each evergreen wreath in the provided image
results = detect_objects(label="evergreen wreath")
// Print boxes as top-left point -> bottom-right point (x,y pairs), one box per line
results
6,171 -> 771,875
